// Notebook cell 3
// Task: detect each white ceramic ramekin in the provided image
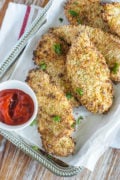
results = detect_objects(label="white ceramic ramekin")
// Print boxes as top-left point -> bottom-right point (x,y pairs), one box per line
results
0,80 -> 38,131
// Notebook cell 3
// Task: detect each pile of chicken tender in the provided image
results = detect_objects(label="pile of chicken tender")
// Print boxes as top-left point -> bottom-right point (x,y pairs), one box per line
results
26,0 -> 120,157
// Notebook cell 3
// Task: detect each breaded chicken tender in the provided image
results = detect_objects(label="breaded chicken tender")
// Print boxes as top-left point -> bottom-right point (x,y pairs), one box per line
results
64,0 -> 110,31
33,32 -> 79,107
42,135 -> 75,157
37,110 -> 73,137
66,32 -> 113,113
102,3 -> 120,37
51,25 -> 120,82
26,69 -> 75,156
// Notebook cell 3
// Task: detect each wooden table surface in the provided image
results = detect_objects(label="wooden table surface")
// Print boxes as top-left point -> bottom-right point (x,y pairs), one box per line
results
0,1 -> 120,179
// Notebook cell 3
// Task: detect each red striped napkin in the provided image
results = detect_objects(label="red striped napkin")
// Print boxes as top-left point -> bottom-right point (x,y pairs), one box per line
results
0,2 -> 42,62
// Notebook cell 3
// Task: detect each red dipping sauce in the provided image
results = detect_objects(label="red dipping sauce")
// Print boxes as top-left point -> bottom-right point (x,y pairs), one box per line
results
0,89 -> 34,125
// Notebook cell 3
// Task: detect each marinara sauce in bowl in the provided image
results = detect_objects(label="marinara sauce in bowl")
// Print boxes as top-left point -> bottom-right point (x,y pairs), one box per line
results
0,80 -> 38,131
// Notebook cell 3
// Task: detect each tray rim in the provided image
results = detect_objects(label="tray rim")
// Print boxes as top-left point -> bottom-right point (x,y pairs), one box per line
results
0,129 -> 82,177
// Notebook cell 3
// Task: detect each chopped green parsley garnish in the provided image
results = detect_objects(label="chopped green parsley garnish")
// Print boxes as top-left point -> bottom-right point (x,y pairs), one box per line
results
66,92 -> 73,100
71,116 -> 83,128
47,154 -> 52,159
53,115 -> 61,122
76,116 -> 83,124
59,17 -> 63,22
39,62 -> 47,70
53,44 -> 62,55
68,10 -> 78,17
76,88 -> 83,96
32,146 -> 39,151
111,63 -> 119,74
30,119 -> 37,126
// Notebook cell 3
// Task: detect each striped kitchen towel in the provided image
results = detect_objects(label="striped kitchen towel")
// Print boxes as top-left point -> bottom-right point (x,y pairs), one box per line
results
0,2 -> 42,62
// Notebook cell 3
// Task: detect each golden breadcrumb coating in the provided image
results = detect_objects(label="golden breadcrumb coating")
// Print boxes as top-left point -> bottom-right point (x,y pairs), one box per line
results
102,3 -> 120,37
37,110 -> 73,138
33,32 -> 79,107
51,25 -> 120,82
42,135 -> 75,157
26,69 -> 75,156
66,32 -> 113,113
64,0 -> 110,31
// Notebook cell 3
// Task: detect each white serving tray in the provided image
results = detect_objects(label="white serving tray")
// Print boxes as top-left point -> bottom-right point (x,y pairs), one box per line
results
0,0 -> 120,176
